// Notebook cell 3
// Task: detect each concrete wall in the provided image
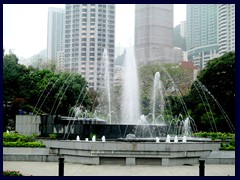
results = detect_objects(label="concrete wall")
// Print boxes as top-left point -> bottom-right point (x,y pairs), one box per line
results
40,139 -> 223,166
16,115 -> 41,135
3,140 -> 234,166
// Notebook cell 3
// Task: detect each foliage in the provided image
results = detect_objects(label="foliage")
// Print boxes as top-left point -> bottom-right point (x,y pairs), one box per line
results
185,52 -> 235,132
90,133 -> 96,139
3,54 -> 29,130
193,131 -> 235,150
3,141 -> 46,147
3,132 -> 45,147
220,141 -> 235,151
193,131 -> 235,140
3,132 -> 37,142
3,170 -> 23,176
138,62 -> 194,117
3,52 -> 98,130
49,134 -> 57,139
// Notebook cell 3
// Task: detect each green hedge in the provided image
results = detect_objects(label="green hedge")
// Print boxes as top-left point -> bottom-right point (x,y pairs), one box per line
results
3,132 -> 37,142
3,132 -> 45,148
3,170 -> 23,176
193,131 -> 235,151
193,131 -> 235,140
3,141 -> 45,147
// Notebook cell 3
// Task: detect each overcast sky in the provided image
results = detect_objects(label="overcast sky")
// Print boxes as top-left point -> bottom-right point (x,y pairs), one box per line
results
3,4 -> 186,59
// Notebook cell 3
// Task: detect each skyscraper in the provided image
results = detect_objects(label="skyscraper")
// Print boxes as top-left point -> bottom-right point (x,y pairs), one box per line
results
218,4 -> 235,56
174,24 -> 186,51
47,7 -> 65,61
63,4 -> 115,90
135,4 -> 180,64
180,21 -> 187,38
186,4 -> 219,69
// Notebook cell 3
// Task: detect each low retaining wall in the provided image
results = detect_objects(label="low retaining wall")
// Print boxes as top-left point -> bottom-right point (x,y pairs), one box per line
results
3,147 -> 58,162
204,151 -> 235,164
3,140 -> 235,166
42,139 -> 221,166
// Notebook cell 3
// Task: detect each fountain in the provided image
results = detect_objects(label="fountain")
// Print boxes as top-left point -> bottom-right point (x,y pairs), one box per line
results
92,135 -> 96,142
166,134 -> 171,143
101,136 -> 106,142
15,47 -> 228,166
174,135 -> 178,143
152,72 -> 165,124
182,136 -> 187,143
103,49 -> 112,124
121,47 -> 141,124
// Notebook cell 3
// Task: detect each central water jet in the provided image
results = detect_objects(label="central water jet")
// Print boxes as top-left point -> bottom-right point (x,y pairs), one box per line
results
121,47 -> 141,124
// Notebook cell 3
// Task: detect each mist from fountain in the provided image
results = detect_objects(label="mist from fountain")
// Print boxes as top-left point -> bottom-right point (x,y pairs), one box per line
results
121,47 -> 141,124
24,45 -> 234,142
152,72 -> 165,124
103,49 -> 112,124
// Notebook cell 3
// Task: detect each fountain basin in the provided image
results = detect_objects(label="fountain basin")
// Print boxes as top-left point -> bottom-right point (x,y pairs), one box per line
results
42,139 -> 220,166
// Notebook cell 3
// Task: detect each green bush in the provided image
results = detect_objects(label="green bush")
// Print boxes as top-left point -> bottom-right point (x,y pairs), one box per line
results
49,134 -> 57,139
3,141 -> 46,147
193,131 -> 235,151
193,131 -> 234,140
220,143 -> 235,151
3,170 -> 23,176
90,133 -> 96,139
3,132 -> 45,147
3,132 -> 37,142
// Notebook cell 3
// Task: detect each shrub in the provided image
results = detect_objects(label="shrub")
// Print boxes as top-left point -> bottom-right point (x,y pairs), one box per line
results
3,132 -> 36,142
3,132 -> 45,147
220,143 -> 235,151
3,170 -> 23,176
90,133 -> 96,139
193,131 -> 235,151
3,141 -> 46,147
49,134 -> 57,139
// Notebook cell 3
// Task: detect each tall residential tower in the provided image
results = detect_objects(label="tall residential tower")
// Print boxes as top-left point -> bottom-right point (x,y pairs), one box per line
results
47,7 -> 65,61
218,4 -> 235,56
186,4 -> 219,69
63,4 -> 115,90
135,4 -> 181,64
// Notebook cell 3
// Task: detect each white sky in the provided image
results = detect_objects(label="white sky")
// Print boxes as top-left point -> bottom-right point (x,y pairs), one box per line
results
3,4 -> 186,59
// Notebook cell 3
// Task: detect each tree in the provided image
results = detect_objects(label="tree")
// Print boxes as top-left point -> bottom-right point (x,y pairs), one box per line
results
185,52 -> 235,132
3,53 -> 96,130
3,53 -> 29,130
19,69 -> 92,116
138,61 -> 194,117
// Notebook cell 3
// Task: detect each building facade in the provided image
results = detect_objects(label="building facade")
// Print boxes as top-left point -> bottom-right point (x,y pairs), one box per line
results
218,4 -> 235,56
47,7 -> 65,61
186,4 -> 219,69
180,21 -> 187,38
174,24 -> 186,51
63,4 -> 115,90
135,4 -> 181,64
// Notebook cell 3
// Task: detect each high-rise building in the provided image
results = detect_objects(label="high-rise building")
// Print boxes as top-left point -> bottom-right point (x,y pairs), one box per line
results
47,7 -> 65,61
135,4 -> 181,64
115,43 -> 125,59
174,24 -> 186,51
186,4 -> 219,69
218,4 -> 235,56
63,4 -> 115,90
180,21 -> 187,38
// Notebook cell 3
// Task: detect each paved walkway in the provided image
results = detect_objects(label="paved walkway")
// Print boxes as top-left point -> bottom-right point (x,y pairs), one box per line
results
3,161 -> 235,176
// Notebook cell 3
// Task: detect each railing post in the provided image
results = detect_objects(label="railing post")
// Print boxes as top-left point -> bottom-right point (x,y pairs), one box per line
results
59,156 -> 64,176
199,159 -> 205,176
